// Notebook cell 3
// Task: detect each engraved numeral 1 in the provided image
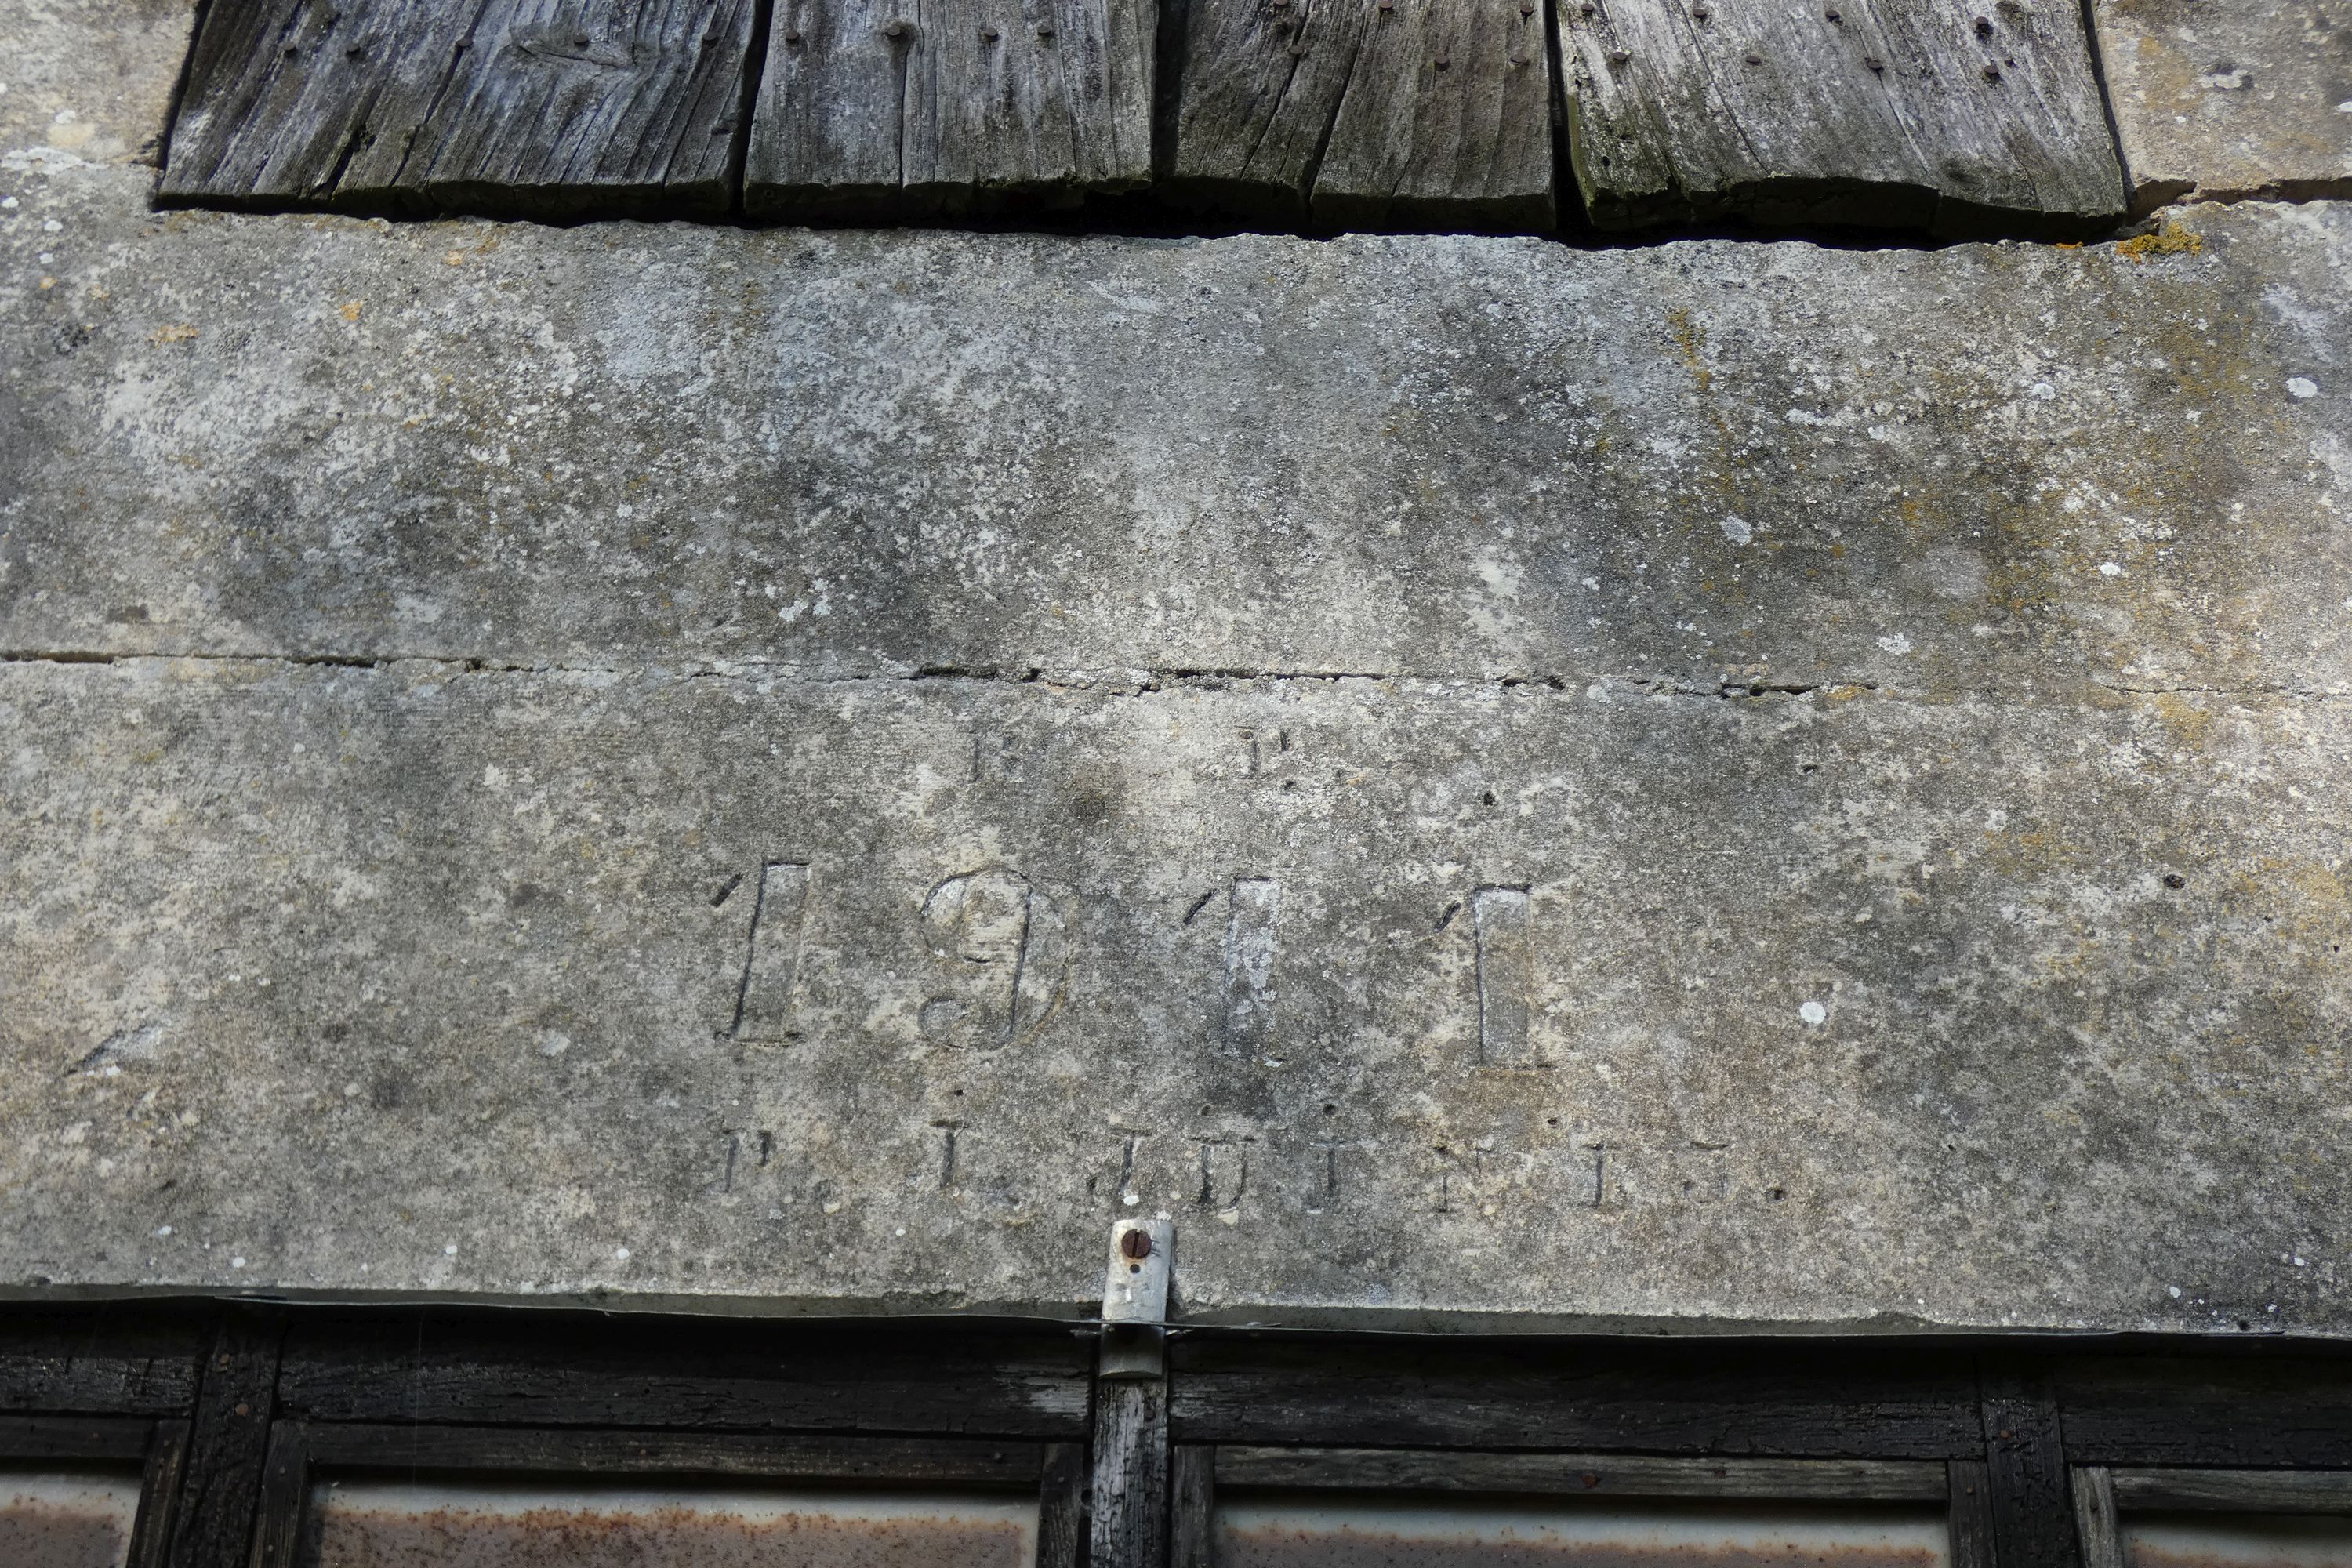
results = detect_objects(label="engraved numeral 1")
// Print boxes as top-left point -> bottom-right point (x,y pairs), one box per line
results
731,862 -> 811,1041
1471,884 -> 1541,1067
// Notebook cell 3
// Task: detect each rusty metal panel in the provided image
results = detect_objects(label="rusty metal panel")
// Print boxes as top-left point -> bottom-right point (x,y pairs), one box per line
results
1217,1497 -> 1951,1568
302,1480 -> 1040,1567
0,1471 -> 142,1568
2125,1516 -> 2352,1568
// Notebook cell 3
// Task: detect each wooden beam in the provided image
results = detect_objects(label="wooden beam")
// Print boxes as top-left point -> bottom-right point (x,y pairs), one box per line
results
1171,1446 -> 1216,1568
1039,1442 -> 1087,1568
161,0 -> 762,217
1170,1338 -> 1984,1456
129,1422 -> 189,1568
2111,1468 -> 2352,1514
1950,1458 -> 1999,1568
1982,1369 -> 2084,1568
2073,1465 -> 2125,1568
2057,1357 -> 2352,1468
1214,1446 -> 1950,1499
1558,0 -> 2126,235
275,1317 -> 1091,1436
0,1318 -> 201,1417
165,1312 -> 283,1568
1160,0 -> 1555,227
744,0 -> 1153,216
294,1424 -> 1051,1483
1092,1379 -> 1171,1568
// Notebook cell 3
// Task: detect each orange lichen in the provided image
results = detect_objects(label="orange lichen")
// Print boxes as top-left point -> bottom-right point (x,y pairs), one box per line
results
2117,222 -> 2203,261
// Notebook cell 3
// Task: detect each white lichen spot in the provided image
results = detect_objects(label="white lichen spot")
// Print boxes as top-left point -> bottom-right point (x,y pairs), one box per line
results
1719,516 -> 1752,545
230,1257 -> 246,1269
2100,561 -> 2122,577
2288,377 -> 2319,400
1875,633 -> 1913,655
1798,1000 -> 1828,1025
613,1246 -> 630,1261
154,1225 -> 172,1237
443,1243 -> 458,1256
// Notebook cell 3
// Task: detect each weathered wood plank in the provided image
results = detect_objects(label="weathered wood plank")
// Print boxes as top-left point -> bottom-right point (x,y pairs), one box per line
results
249,1422 -> 310,1568
1312,0 -> 1555,226
2058,1359 -> 2352,1468
292,1424 -> 1049,1483
1170,1340 -> 1984,1457
129,1423 -> 191,1568
2074,1466 -> 2125,1568
0,1317 -> 202,1417
1982,1370 -> 2083,1568
161,0 -> 760,217
745,0 -> 1152,215
274,1319 -> 1092,1436
1559,0 -> 2126,234
165,1313 -> 282,1568
1039,1442 -> 1087,1568
1171,1447 -> 1216,1568
1160,0 -> 1554,227
0,1414 -> 158,1461
2111,1468 -> 2352,1515
1092,1380 -> 1171,1568
1948,1459 -> 1998,1568
1214,1446 -> 1949,1499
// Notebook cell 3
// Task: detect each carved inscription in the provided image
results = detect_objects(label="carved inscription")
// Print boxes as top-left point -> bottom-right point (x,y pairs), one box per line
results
1196,1139 -> 1249,1214
730,862 -> 811,1041
1221,878 -> 1280,1055
1471,884 -> 1540,1066
920,868 -> 1069,1049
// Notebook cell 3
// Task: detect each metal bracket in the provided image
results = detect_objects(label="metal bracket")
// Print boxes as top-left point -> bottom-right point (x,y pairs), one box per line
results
1099,1218 -> 1171,1381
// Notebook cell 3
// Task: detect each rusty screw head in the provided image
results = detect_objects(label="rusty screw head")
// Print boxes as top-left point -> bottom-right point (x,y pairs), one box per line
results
2164,873 -> 2187,890
1118,1227 -> 1154,1263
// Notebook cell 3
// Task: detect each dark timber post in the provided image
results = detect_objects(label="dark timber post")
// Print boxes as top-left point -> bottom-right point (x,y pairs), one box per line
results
168,1307 -> 284,1568
1980,1363 -> 2084,1568
1092,1218 -> 1173,1568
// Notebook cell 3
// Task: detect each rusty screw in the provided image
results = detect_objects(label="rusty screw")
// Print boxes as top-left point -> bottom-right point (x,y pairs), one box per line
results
1119,1227 -> 1154,1263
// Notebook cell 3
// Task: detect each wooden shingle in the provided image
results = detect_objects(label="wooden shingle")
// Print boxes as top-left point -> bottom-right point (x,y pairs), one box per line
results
1160,0 -> 1557,229
1559,0 -> 2127,234
743,0 -> 1156,215
162,0 -> 762,217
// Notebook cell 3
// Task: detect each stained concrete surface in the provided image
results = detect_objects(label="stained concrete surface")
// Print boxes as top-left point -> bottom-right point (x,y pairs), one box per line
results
2094,0 -> 2352,212
2,0 -> 2350,1334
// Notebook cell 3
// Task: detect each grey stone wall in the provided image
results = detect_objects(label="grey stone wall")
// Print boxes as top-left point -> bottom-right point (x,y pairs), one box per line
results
3,0 -> 2348,1334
